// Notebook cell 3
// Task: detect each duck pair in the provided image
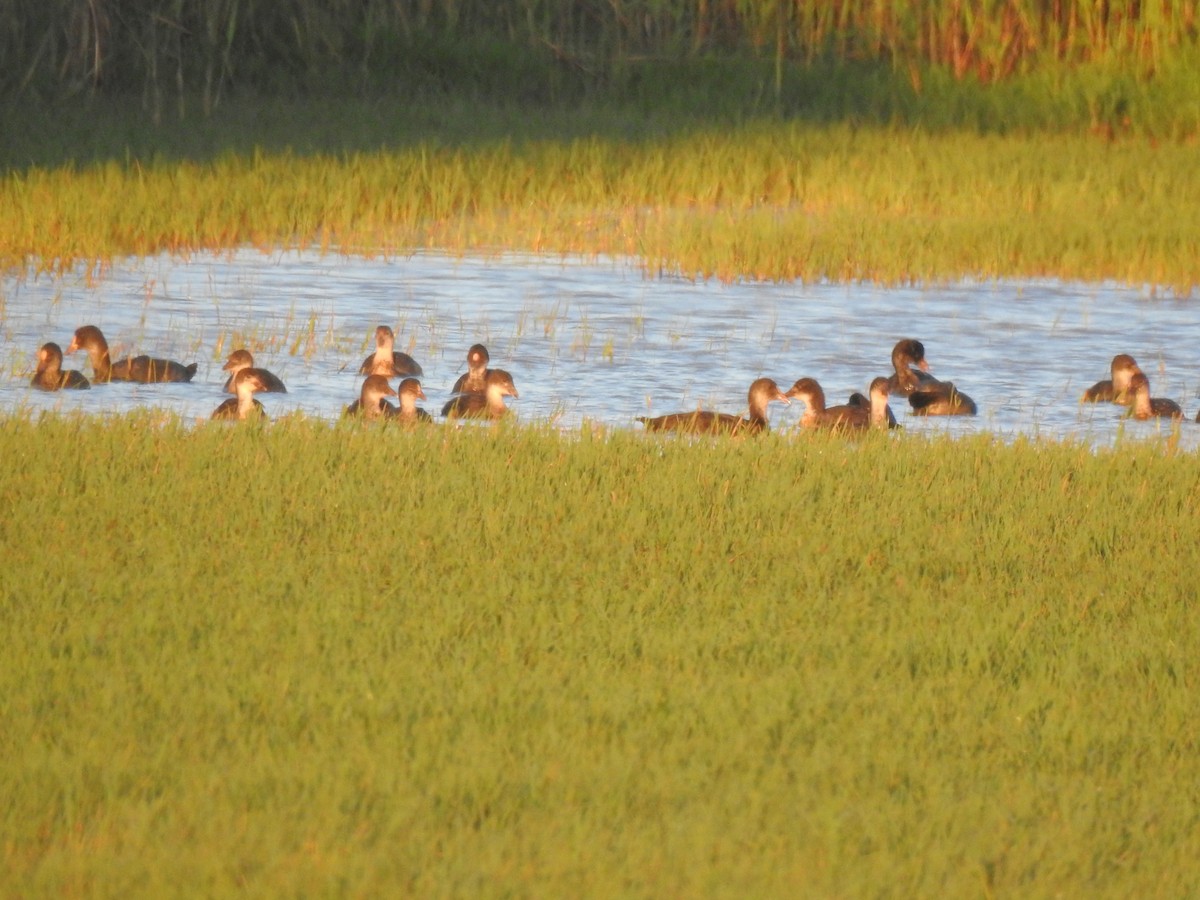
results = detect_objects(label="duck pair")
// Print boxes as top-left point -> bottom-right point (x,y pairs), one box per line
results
638,376 -> 897,436
33,325 -> 199,390
789,338 -> 976,424
345,375 -> 431,424
1081,353 -> 1187,421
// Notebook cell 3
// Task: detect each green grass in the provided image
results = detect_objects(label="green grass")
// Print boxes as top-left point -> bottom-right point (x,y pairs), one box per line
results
3,114 -> 1200,290
3,413 -> 1199,896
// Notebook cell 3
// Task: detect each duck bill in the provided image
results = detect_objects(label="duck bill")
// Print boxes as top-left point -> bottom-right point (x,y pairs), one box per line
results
918,359 -> 930,372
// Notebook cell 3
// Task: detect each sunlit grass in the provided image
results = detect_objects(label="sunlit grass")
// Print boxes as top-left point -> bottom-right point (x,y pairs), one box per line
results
2,414 -> 1199,896
3,121 -> 1199,291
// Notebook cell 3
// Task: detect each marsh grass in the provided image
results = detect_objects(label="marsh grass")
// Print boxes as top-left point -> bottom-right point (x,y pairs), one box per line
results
2,414 -> 1199,895
3,118 -> 1199,291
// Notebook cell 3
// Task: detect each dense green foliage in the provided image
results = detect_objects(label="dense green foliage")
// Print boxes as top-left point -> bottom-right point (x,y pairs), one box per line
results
2,414 -> 1199,895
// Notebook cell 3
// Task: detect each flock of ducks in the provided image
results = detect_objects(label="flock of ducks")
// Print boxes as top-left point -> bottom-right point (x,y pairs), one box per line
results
30,324 -> 520,425
29,326 -> 1195,432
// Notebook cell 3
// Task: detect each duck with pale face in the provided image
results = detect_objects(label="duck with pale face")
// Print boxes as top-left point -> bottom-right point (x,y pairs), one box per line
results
451,344 -> 490,394
359,326 -> 423,378
1127,372 -> 1184,421
441,369 -> 519,420
31,342 -> 90,391
786,376 -> 895,431
637,377 -> 789,436
68,325 -> 198,383
345,374 -> 399,421
221,349 -> 287,394
1082,354 -> 1141,405
211,369 -> 271,421
394,377 -> 432,424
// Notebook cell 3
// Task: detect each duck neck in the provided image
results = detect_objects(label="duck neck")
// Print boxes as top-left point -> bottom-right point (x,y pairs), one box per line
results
1132,389 -> 1152,418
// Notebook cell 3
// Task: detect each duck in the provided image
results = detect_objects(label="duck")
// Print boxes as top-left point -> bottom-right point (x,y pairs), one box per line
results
1081,354 -> 1141,404
358,326 -> 423,378
221,349 -> 287,393
394,377 -> 433,424
885,339 -> 938,396
1127,372 -> 1184,420
442,369 -> 519,420
31,342 -> 90,391
908,383 -> 978,416
67,325 -> 198,383
344,374 -> 399,421
211,370 -> 270,421
885,338 -> 977,416
845,379 -> 899,428
786,376 -> 895,430
637,377 -> 789,435
450,343 -> 490,394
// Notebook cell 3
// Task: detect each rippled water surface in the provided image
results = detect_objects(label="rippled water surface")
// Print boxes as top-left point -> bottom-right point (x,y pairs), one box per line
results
2,249 -> 1197,446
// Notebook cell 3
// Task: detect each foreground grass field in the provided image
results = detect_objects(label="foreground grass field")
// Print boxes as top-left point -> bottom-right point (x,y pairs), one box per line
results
2,415 -> 1198,896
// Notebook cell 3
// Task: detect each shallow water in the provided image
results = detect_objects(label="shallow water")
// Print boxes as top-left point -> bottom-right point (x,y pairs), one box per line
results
2,249 -> 1197,447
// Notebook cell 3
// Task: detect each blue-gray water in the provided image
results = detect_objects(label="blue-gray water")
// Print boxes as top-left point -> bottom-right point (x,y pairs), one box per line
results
2,249 -> 1196,446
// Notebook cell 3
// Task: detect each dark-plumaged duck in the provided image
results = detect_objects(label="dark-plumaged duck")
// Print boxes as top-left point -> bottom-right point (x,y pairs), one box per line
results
451,343 -> 490,394
221,349 -> 287,393
1127,372 -> 1184,421
31,342 -> 90,391
786,376 -> 895,430
359,326 -> 423,378
442,369 -> 519,420
344,374 -> 399,421
1081,354 -> 1141,404
885,339 -> 938,396
637,377 -> 789,435
885,338 -> 977,416
67,325 -> 198,383
395,377 -> 432,424
211,370 -> 270,421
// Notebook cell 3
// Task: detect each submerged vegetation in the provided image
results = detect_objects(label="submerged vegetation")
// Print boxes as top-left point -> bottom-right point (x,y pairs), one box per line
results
2,416 -> 1200,895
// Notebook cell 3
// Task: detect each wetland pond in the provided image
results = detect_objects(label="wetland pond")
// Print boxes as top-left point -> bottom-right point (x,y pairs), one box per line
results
2,249 -> 1197,448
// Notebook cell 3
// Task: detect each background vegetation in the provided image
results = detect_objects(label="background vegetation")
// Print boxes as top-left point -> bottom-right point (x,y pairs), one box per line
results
3,0 -> 1199,135
3,415 -> 1200,896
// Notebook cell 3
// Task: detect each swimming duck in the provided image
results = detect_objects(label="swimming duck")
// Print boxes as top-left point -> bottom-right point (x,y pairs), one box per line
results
885,339 -> 938,396
442,369 -> 519,420
1127,372 -> 1184,420
1081,354 -> 1141,404
394,377 -> 433,424
358,326 -> 423,378
221,349 -> 287,393
637,377 -> 789,435
31,342 -> 90,391
908,382 -> 978,416
845,378 -> 899,428
885,338 -> 977,416
67,325 -> 198,383
211,370 -> 270,421
451,343 -> 490,394
786,376 -> 895,430
344,374 -> 399,421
